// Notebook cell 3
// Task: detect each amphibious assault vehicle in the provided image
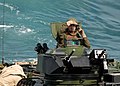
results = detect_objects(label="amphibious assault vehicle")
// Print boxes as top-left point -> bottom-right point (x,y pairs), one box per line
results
17,22 -> 120,86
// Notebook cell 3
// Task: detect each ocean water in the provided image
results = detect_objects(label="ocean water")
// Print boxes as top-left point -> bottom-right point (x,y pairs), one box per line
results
0,0 -> 120,63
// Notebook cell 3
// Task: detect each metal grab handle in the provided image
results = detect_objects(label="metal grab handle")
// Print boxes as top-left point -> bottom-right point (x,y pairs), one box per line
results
65,49 -> 75,61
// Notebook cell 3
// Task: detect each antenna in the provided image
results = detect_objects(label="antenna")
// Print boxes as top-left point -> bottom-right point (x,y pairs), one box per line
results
1,0 -> 6,64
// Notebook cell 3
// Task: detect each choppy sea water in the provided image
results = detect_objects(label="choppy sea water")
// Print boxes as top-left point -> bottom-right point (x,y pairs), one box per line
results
0,0 -> 120,63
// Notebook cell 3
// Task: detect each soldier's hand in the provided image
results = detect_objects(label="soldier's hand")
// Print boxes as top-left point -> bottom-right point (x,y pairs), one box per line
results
78,27 -> 82,32
78,28 -> 87,38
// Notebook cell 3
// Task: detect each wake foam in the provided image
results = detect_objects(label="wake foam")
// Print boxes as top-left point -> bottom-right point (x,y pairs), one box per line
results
0,2 -> 20,15
0,25 -> 14,28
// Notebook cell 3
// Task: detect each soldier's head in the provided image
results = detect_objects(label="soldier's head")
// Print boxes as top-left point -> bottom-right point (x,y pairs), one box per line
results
66,18 -> 78,32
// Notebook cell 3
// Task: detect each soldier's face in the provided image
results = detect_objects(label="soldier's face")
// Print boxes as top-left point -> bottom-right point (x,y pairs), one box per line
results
68,25 -> 76,32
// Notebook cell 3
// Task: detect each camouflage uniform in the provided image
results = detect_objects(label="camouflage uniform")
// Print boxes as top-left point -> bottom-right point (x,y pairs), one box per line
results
57,28 -> 90,48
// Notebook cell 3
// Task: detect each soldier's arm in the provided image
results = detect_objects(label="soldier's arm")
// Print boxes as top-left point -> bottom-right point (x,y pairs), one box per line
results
82,37 -> 90,48
78,28 -> 90,48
